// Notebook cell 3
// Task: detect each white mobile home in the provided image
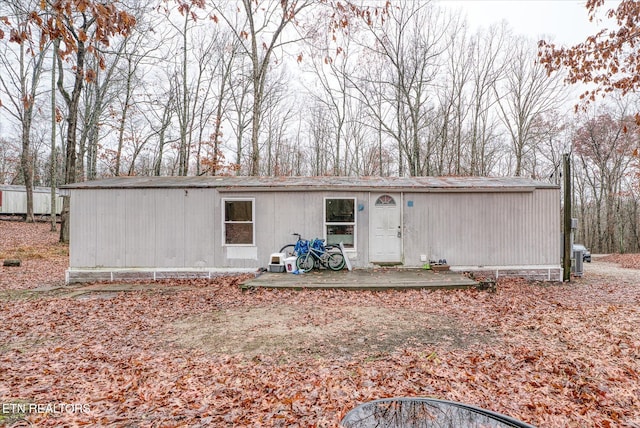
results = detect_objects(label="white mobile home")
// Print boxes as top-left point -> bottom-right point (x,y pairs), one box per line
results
0,184 -> 63,216
62,176 -> 562,283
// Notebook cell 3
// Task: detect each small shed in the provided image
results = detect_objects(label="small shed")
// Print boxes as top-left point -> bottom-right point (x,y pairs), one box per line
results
61,176 -> 562,283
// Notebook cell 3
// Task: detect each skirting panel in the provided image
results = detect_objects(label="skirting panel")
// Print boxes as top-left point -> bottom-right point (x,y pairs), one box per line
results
66,268 -> 258,284
450,266 -> 563,282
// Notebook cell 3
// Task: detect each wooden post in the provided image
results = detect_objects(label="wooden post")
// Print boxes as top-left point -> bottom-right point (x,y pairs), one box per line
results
563,153 -> 572,282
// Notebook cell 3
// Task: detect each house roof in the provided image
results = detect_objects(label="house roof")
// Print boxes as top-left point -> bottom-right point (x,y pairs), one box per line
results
0,184 -> 60,194
60,176 -> 559,193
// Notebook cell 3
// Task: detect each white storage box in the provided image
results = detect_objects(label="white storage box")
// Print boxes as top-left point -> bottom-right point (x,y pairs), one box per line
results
284,256 -> 298,273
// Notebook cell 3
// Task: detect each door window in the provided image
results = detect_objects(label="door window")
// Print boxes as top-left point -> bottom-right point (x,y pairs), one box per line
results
375,195 -> 396,206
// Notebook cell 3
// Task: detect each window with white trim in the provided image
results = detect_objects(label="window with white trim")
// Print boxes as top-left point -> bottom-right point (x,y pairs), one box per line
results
325,197 -> 356,249
223,199 -> 254,245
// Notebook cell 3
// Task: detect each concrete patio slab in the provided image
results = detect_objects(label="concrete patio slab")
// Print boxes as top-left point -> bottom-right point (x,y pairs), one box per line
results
241,268 -> 478,291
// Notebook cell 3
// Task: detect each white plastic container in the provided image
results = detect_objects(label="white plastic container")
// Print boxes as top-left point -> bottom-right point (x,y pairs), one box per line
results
284,256 -> 298,273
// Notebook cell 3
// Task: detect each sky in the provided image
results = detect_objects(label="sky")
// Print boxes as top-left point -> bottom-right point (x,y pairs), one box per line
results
440,0 -> 618,45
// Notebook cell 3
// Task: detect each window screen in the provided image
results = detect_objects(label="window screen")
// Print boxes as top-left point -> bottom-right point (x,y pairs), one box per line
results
325,198 -> 355,248
224,200 -> 254,245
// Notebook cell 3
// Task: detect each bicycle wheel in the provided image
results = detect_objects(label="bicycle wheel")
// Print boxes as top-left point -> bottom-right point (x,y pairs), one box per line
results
327,251 -> 345,271
296,253 -> 315,272
279,244 -> 296,257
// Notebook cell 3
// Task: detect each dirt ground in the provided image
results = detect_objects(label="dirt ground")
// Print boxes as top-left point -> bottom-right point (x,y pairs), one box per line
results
169,255 -> 638,360
172,304 -> 495,359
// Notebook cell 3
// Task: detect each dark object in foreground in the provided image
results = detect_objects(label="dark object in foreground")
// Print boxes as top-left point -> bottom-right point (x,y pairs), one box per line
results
341,397 -> 535,428
3,259 -> 21,267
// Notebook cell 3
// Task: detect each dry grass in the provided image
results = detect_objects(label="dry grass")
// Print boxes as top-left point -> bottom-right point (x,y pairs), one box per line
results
0,243 -> 68,260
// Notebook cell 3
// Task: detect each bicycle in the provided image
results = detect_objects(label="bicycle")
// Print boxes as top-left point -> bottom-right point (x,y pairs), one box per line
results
296,238 -> 345,272
279,233 -> 308,257
280,233 -> 342,256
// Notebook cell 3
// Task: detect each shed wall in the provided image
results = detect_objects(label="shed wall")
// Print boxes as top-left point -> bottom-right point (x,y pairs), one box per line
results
70,189 -> 372,270
70,188 -> 217,268
401,188 -> 560,267
216,190 -> 370,268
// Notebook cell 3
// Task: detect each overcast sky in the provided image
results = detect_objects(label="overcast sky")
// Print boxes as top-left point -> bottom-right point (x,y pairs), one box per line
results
440,0 -> 618,45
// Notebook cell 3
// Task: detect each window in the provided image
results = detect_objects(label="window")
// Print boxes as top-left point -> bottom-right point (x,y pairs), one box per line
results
223,199 -> 254,245
375,195 -> 396,206
325,198 -> 356,249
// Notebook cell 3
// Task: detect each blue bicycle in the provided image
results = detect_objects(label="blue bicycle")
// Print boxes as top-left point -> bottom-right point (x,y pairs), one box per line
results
279,233 -> 308,257
295,238 -> 345,272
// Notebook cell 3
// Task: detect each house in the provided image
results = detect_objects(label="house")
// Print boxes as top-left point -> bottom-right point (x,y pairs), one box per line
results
61,176 -> 562,283
0,184 -> 63,216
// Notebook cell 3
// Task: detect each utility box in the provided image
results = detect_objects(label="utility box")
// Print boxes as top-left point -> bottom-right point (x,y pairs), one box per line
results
572,248 -> 584,277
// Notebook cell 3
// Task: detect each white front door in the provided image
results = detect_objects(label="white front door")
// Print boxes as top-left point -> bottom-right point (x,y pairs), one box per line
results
369,193 -> 402,263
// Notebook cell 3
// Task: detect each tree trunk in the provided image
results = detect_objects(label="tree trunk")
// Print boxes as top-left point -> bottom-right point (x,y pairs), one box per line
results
250,81 -> 261,176
115,69 -> 133,176
20,117 -> 34,223
18,36 -> 35,223
50,40 -> 58,232
58,39 -> 86,243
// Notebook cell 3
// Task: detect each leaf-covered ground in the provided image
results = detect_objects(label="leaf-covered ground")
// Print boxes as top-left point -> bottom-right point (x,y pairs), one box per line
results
0,220 -> 67,291
600,253 -> 640,269
1,221 -> 640,427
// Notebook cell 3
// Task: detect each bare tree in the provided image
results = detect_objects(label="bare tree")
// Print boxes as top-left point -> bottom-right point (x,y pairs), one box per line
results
196,32 -> 238,176
149,90 -> 176,176
79,42 -> 128,179
306,101 -> 333,176
0,137 -> 20,184
40,0 -> 136,241
466,24 -> 507,176
225,49 -> 253,175
351,0 -> 455,176
437,15 -> 471,176
572,101 -> 637,253
494,36 -> 566,177
110,28 -> 161,178
158,1 -> 240,177
0,0 -> 50,222
303,29 -> 360,176
213,0 -> 313,176
49,38 -> 58,231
